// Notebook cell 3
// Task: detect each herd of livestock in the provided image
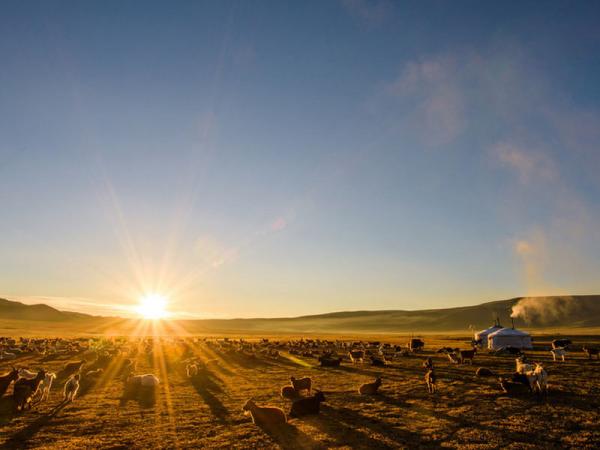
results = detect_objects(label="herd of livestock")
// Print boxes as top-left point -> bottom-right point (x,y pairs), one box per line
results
1,335 -> 599,429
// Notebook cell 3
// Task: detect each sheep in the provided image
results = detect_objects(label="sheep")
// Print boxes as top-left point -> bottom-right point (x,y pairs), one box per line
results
120,373 -> 160,406
290,376 -> 312,395
242,399 -> 287,428
63,374 -> 80,402
359,376 -> 382,395
289,391 -> 326,417
476,367 -> 495,377
281,385 -> 300,400
13,369 -> 46,412
318,356 -> 342,367
583,346 -> 600,360
0,367 -> 19,397
551,347 -> 567,362
425,369 -> 436,393
515,356 -> 534,374
36,372 -> 57,402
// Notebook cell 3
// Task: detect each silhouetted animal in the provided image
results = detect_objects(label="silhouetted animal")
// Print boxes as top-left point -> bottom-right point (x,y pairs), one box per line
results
13,369 -> 46,411
359,377 -> 382,395
0,367 -> 19,397
289,391 -> 326,417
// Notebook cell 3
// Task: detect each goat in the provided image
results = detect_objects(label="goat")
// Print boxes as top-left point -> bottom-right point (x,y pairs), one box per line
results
63,374 -> 80,402
583,346 -> 600,360
552,339 -> 572,350
348,350 -> 365,364
0,367 -> 19,397
186,363 -> 198,378
18,368 -> 38,380
446,352 -> 460,364
550,347 -> 567,362
63,360 -> 86,377
36,372 -> 57,402
422,358 -> 434,370
526,364 -> 548,394
359,377 -> 382,395
425,369 -> 436,393
281,385 -> 299,400
515,356 -> 534,374
290,376 -> 312,395
289,390 -> 326,417
499,376 -> 529,395
13,369 -> 46,412
242,399 -> 287,428
458,348 -> 477,365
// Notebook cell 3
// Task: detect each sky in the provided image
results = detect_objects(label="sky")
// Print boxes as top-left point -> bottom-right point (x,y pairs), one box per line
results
1,0 -> 600,319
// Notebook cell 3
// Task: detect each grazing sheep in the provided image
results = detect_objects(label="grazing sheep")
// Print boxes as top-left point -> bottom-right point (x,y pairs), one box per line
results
551,347 -> 567,362
476,367 -> 495,377
290,376 -> 312,395
37,372 -> 57,401
63,374 -> 80,402
13,369 -> 46,412
583,346 -> 600,360
289,391 -> 326,417
359,376 -> 382,395
515,356 -> 534,374
425,369 -> 436,393
0,367 -> 19,397
281,385 -> 299,400
242,399 -> 287,428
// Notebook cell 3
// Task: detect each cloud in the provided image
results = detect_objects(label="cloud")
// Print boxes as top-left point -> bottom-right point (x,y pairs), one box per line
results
340,0 -> 392,25
381,55 -> 467,147
270,216 -> 288,232
492,142 -> 558,184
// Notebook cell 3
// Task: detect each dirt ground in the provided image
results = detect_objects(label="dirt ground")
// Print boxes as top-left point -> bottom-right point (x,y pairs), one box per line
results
1,334 -> 599,449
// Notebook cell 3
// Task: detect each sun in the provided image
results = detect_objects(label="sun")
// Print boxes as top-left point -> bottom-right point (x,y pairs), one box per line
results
136,294 -> 170,320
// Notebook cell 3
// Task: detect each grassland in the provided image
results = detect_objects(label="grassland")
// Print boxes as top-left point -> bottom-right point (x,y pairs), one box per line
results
1,334 -> 600,449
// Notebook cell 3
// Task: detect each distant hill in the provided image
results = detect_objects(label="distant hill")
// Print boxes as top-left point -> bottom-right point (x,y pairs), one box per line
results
1,295 -> 600,335
0,298 -> 91,322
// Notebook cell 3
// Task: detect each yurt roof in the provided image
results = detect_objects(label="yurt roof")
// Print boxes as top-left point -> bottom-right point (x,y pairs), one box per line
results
476,324 -> 503,336
488,327 -> 530,338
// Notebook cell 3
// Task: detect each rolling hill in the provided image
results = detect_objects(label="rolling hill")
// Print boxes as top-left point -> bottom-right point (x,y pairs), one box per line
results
2,295 -> 600,336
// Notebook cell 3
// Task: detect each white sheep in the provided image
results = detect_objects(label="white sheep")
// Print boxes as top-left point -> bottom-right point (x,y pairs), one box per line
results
63,374 -> 80,402
242,399 -> 287,428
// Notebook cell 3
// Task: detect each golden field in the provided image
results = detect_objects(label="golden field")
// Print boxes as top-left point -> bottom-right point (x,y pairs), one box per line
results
1,334 -> 600,449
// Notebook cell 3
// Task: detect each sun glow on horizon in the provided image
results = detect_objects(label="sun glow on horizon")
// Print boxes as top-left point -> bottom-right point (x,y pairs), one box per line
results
136,293 -> 170,320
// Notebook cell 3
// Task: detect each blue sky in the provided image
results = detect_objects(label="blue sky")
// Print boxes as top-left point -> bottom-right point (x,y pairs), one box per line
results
1,0 -> 600,318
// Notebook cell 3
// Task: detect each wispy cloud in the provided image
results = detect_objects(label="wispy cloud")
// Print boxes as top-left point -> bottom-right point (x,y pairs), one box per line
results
492,142 -> 557,184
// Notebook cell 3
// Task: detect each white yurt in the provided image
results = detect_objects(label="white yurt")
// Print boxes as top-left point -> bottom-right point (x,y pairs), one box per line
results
475,321 -> 503,347
487,327 -> 533,350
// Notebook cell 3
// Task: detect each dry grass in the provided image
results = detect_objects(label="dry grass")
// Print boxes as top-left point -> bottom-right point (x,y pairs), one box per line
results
1,334 -> 600,449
